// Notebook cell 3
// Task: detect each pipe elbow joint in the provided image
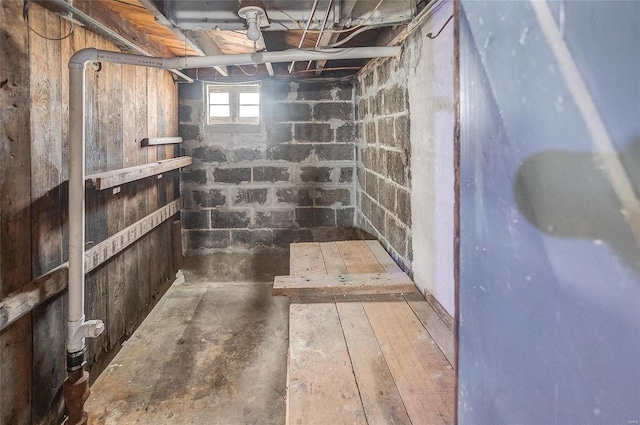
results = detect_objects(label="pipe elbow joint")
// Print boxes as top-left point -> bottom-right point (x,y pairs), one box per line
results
69,48 -> 98,68
67,317 -> 105,353
84,320 -> 105,338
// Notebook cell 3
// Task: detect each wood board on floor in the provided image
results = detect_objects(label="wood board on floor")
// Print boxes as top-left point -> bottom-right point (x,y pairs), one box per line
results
284,240 -> 456,425
273,272 -> 415,296
274,241 -> 414,296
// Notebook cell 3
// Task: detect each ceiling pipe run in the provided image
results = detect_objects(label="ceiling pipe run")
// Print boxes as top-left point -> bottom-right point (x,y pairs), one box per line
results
64,44 -> 400,423
289,0 -> 321,73
306,0 -> 336,71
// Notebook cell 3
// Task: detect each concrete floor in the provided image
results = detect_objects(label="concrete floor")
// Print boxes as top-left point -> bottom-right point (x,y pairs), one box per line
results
86,252 -> 290,425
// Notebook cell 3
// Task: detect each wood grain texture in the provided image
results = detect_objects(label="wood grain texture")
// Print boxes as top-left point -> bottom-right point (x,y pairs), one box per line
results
289,242 -> 327,276
86,157 -> 192,190
0,199 -> 180,331
273,272 -> 415,296
86,33 -> 110,360
172,220 -> 184,270
85,199 -> 181,274
1,1 -> 33,422
146,67 -> 160,309
425,292 -> 455,331
405,290 -> 455,367
287,303 -> 367,425
285,240 -> 455,425
336,240 -> 386,274
134,64 -> 151,315
0,266 -> 68,331
364,240 -> 403,273
1,3 -> 182,421
121,63 -> 139,335
140,136 -> 183,146
364,301 -> 455,425
105,55 -> 125,350
336,302 -> 412,425
319,242 -> 348,274
0,316 -> 32,425
29,7 -> 67,423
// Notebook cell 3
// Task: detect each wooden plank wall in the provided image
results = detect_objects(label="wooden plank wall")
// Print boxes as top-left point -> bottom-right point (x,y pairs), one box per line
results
0,2 -> 181,424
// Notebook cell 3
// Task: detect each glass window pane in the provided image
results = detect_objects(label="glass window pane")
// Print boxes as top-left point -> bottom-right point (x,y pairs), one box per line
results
239,92 -> 260,105
209,92 -> 229,105
239,105 -> 260,118
210,105 -> 230,117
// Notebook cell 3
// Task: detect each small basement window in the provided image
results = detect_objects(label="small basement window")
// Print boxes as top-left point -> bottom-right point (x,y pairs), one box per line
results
207,83 -> 261,126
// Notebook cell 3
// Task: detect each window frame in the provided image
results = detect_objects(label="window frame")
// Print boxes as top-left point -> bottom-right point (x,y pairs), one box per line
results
206,83 -> 261,126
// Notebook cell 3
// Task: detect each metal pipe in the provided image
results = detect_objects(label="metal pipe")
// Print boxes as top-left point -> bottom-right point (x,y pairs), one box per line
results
289,0 -> 321,72
306,0 -> 335,71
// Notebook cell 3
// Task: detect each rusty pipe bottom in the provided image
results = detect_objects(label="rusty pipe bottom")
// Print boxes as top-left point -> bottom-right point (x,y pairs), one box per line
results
63,369 -> 90,425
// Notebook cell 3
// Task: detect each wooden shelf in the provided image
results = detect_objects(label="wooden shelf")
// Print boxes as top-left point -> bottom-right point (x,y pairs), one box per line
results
141,136 -> 183,146
86,156 -> 192,190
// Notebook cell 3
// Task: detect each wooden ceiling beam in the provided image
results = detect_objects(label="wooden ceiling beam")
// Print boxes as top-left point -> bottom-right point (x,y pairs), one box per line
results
185,31 -> 229,77
136,0 -> 205,56
35,0 -> 174,58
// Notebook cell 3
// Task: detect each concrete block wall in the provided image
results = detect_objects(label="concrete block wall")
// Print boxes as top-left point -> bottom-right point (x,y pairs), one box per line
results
355,57 -> 413,271
179,79 -> 358,253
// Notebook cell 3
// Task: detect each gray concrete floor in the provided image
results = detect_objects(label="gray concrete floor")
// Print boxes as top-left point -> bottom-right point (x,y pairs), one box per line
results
86,252 -> 290,425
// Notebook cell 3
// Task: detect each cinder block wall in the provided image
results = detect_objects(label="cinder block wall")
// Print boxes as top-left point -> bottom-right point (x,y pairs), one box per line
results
355,57 -> 413,271
179,79 -> 358,253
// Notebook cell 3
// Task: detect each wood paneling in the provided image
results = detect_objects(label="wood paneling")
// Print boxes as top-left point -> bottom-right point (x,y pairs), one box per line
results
0,2 -> 181,422
29,7 -> 67,423
1,1 -> 33,423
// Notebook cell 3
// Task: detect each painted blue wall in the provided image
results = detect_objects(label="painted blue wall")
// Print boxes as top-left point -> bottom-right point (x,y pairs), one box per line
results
458,1 -> 639,423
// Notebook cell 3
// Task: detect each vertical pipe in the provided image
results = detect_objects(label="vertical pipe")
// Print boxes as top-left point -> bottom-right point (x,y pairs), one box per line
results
67,63 -> 87,356
64,58 -> 91,425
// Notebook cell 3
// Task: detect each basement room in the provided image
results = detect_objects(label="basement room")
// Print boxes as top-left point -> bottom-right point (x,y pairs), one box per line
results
1,0 -> 638,424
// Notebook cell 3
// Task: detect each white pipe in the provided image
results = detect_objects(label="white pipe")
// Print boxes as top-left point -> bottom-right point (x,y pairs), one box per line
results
162,46 -> 401,69
66,44 -> 400,357
306,0 -> 336,71
69,46 -> 401,70
290,0 -> 321,72
67,62 -> 90,355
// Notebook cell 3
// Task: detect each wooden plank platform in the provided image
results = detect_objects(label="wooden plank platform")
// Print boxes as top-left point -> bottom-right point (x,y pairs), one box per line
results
273,272 -> 415,296
274,241 -> 415,296
283,241 -> 456,425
